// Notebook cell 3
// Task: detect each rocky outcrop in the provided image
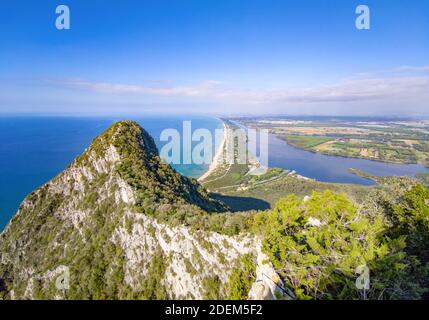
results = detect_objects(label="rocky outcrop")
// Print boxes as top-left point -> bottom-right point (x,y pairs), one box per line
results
248,241 -> 295,300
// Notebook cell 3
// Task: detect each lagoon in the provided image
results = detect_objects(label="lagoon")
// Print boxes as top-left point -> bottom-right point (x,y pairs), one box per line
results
263,133 -> 429,185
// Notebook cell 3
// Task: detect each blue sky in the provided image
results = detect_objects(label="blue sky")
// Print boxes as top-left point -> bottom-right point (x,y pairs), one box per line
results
0,0 -> 428,116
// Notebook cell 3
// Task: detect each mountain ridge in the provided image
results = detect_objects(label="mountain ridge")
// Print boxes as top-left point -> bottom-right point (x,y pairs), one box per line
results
72,120 -> 226,212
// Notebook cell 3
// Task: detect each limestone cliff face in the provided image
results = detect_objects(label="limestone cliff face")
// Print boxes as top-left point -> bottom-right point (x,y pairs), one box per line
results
0,121 -> 287,300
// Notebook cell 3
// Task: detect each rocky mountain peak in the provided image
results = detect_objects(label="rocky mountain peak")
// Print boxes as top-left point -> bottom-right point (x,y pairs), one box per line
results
71,120 -> 226,212
82,120 -> 159,163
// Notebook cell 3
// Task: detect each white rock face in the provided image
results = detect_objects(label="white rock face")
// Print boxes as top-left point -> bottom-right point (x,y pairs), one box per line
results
248,241 -> 295,300
116,178 -> 135,205
112,211 -> 256,299
110,213 -> 290,300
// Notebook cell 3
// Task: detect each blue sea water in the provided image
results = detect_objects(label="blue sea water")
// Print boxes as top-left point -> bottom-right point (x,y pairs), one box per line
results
0,116 -> 223,230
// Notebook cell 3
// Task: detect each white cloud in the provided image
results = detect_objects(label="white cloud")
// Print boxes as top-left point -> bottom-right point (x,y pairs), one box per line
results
393,65 -> 429,73
61,79 -> 224,97
3,65 -> 428,116
60,67 -> 429,107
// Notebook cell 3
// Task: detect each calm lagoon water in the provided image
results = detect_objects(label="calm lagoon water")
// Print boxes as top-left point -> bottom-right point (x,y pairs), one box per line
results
0,116 -> 223,230
264,133 -> 429,185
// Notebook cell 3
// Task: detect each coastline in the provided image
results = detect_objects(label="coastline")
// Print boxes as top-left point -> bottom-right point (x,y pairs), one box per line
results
198,120 -> 227,182
198,119 -> 265,183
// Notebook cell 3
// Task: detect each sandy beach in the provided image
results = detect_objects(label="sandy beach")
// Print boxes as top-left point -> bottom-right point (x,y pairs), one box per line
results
198,121 -> 227,182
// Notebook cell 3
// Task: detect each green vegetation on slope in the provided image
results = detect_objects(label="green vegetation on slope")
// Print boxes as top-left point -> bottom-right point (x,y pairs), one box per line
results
211,172 -> 372,211
389,185 -> 429,271
253,187 -> 429,300
227,254 -> 257,300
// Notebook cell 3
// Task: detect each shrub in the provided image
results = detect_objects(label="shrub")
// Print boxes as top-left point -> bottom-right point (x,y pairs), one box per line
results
253,191 -> 424,299
227,254 -> 256,300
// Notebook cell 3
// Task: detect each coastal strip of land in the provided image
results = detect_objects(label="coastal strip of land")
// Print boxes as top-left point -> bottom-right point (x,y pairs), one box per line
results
197,121 -> 228,182
199,120 -> 262,185
199,119 -> 387,212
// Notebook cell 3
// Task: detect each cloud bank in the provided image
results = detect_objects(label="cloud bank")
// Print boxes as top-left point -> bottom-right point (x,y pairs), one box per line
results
2,66 -> 428,116
60,66 -> 429,107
